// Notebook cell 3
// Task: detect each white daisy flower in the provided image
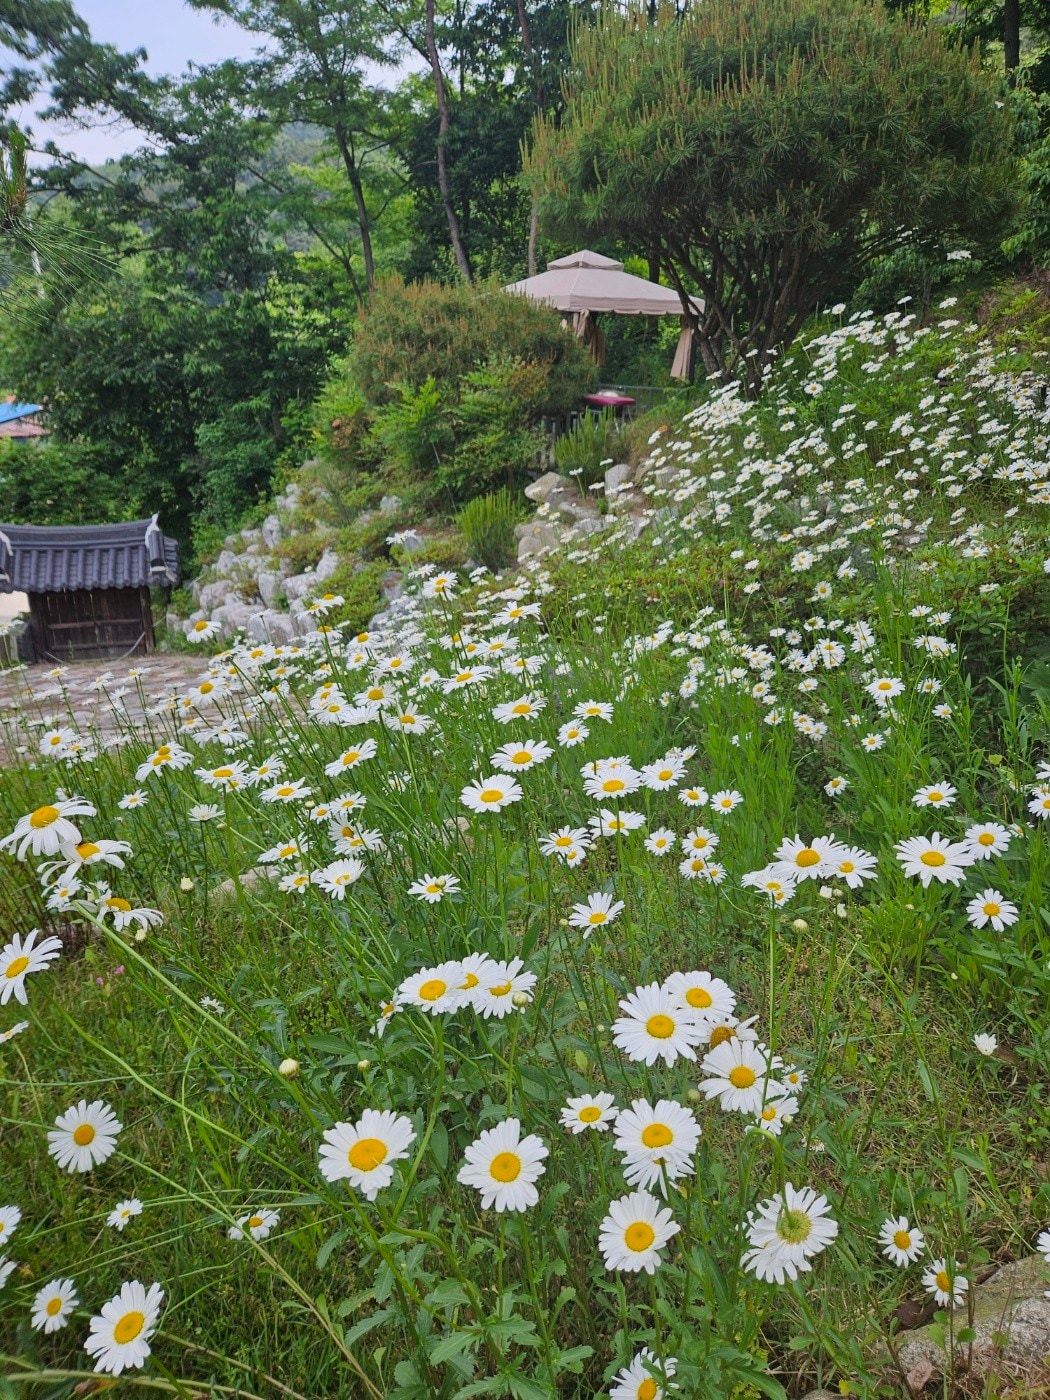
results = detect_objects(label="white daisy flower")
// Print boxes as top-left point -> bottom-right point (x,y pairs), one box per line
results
457,1118 -> 548,1212
47,1100 -> 123,1173
318,1109 -> 416,1200
84,1280 -> 164,1375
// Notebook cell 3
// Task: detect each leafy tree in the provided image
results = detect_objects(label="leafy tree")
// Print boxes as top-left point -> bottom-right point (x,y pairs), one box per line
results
527,0 -> 1017,390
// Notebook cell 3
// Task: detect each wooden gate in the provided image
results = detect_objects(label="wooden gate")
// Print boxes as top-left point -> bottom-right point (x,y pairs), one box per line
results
28,587 -> 154,661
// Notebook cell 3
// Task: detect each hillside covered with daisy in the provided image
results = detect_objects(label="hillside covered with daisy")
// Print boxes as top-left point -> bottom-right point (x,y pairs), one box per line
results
1,277 -> 1049,1398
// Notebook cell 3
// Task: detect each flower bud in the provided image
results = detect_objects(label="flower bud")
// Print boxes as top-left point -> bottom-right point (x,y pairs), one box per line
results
179,877 -> 195,892
512,991 -> 533,1008
791,918 -> 809,932
277,1057 -> 300,1078
357,1059 -> 371,1071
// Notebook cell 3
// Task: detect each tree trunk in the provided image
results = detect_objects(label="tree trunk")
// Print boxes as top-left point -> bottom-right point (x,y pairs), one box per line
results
332,122 -> 376,291
1004,0 -> 1021,79
425,0 -> 472,280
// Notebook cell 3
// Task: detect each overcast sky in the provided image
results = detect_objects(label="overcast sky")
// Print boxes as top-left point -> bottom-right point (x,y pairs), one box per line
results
11,0 -> 262,165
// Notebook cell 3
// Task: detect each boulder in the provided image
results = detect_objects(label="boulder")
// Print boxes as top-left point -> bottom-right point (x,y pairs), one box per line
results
261,514 -> 282,548
379,494 -> 403,515
551,496 -> 600,524
211,599 -> 257,640
897,1256 -> 1050,1375
283,571 -> 316,604
198,579 -> 234,613
380,570 -> 404,603
257,571 -> 281,608
240,527 -> 263,545
246,610 -> 296,646
524,471 -> 572,504
313,548 -> 340,583
605,462 -> 635,496
214,548 -> 238,575
517,521 -> 561,560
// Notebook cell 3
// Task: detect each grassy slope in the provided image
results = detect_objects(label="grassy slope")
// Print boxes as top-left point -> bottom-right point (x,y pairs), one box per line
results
0,280 -> 1048,1398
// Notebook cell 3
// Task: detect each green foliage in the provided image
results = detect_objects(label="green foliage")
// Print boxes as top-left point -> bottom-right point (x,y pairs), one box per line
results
1003,91 -> 1050,266
316,278 -> 594,505
553,408 -> 622,487
457,488 -> 521,571
320,556 -> 388,631
529,0 -> 1017,389
0,439 -> 127,525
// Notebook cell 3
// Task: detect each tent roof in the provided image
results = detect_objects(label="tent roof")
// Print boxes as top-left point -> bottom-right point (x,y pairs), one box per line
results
504,250 -> 702,317
0,517 -> 179,594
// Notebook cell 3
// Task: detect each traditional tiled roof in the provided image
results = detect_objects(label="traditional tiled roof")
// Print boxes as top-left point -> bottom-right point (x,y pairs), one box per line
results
0,517 -> 179,593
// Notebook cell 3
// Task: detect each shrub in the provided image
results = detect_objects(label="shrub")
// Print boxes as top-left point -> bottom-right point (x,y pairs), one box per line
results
554,408 -> 623,487
314,277 -> 595,506
457,488 -> 521,572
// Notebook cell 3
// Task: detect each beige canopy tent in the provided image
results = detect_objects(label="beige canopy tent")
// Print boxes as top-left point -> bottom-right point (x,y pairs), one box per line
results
503,250 -> 703,378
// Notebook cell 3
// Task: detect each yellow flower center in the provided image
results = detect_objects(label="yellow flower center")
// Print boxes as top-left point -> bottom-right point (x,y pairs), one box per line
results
199,681 -> 214,694
76,841 -> 101,859
276,786 -> 294,797
426,882 -> 443,894
512,704 -> 531,715
342,752 -> 360,765
776,1208 -> 813,1245
840,860 -> 855,873
248,1215 -> 264,1229
46,1296 -> 63,1316
5,956 -> 30,979
348,1138 -> 387,1171
978,832 -> 995,846
489,1151 -> 521,1183
113,1310 -> 145,1344
418,979 -> 447,1002
367,688 -> 384,701
554,835 -> 572,847
193,620 -> 209,632
479,789 -> 503,803
490,980 -> 512,997
511,751 -> 532,764
73,1124 -> 96,1146
983,902 -> 1001,917
920,851 -> 946,867
645,1014 -> 675,1040
638,1380 -> 658,1400
658,769 -> 672,781
106,897 -> 132,912
641,1123 -> 673,1149
709,1025 -> 736,1047
795,848 -> 820,867
729,1066 -> 757,1089
213,767 -> 233,778
761,1105 -> 777,1122
602,778 -> 626,793
625,1221 -> 656,1252
588,911 -> 608,925
578,1106 -> 602,1123
29,805 -> 60,829
685,987 -> 713,1009
894,1230 -> 912,1250
460,972 -> 479,989
936,1270 -> 951,1293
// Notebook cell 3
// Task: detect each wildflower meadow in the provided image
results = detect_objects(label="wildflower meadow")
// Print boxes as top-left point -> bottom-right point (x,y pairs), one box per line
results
1,301 -> 1050,1398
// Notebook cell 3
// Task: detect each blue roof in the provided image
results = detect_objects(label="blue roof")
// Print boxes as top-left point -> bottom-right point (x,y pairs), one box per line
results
0,402 -> 42,425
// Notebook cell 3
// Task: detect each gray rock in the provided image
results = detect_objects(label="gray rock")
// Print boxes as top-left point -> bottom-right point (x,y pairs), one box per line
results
246,609 -> 296,645
210,599 -> 257,640
605,462 -> 634,495
380,570 -> 404,603
551,496 -> 599,524
197,580 -> 228,613
243,542 -> 265,558
240,527 -> 263,545
257,571 -> 281,608
164,612 -> 180,632
190,577 -> 202,605
313,548 -> 340,583
524,471 -> 572,504
214,548 -> 237,575
517,521 -> 561,560
261,514 -> 282,548
283,572 -> 316,604
379,494 -> 403,515
897,1256 -> 1050,1374
569,516 -> 610,538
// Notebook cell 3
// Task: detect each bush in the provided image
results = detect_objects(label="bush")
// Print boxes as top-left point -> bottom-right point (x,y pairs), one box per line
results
554,408 -> 623,487
0,440 -> 129,525
457,488 -> 521,572
315,277 -> 595,506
